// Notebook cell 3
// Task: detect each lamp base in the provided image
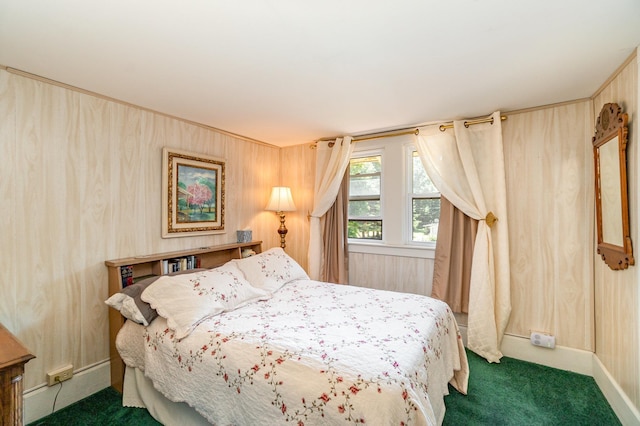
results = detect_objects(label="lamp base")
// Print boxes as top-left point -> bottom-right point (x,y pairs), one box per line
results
277,212 -> 288,249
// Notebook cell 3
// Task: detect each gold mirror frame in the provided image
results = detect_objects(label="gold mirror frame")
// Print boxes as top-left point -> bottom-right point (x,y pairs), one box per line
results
593,103 -> 634,270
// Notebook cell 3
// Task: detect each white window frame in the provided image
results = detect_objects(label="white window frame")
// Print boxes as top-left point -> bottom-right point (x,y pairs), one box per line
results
347,149 -> 384,241
347,136 -> 436,259
405,147 -> 440,249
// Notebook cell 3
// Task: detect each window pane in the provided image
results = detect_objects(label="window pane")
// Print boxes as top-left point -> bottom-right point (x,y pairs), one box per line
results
348,200 -> 380,218
412,152 -> 438,194
412,198 -> 440,242
350,156 -> 381,175
350,174 -> 380,197
348,220 -> 382,240
350,156 -> 381,197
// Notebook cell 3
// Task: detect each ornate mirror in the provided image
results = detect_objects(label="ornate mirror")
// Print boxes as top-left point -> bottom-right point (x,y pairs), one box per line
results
593,103 -> 634,270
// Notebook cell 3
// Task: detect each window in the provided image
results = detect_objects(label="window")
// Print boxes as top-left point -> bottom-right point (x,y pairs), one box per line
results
410,150 -> 440,243
346,136 -> 440,253
348,155 -> 382,240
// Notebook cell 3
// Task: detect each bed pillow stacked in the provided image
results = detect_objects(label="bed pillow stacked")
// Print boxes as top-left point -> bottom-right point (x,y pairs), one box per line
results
105,247 -> 309,339
230,247 -> 309,293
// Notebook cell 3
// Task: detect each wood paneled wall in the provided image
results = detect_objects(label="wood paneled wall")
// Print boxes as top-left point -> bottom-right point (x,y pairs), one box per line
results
502,101 -> 594,350
592,54 -> 639,411
349,253 -> 434,296
279,144 -> 316,272
0,69 -> 282,389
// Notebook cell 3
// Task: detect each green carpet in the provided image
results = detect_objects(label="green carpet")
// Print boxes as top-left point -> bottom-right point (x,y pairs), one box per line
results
28,387 -> 160,426
443,351 -> 620,425
30,350 -> 619,425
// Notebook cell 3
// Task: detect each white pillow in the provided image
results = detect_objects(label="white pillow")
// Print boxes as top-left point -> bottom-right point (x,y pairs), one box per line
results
141,263 -> 270,339
232,247 -> 309,293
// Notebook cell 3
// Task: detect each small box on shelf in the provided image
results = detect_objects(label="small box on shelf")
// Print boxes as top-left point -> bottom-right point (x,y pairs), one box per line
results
236,230 -> 252,243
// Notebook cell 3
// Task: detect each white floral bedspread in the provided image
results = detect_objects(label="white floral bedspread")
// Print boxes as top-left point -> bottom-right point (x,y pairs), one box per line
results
117,280 -> 468,425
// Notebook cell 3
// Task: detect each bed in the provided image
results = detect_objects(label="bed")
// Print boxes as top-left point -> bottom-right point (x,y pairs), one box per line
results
107,247 -> 468,425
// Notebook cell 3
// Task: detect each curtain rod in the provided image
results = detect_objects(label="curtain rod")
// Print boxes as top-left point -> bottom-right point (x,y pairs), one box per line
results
312,114 -> 507,148
437,115 -> 507,131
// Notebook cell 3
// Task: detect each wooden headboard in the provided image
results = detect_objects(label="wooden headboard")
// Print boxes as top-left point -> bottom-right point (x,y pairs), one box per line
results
104,241 -> 263,392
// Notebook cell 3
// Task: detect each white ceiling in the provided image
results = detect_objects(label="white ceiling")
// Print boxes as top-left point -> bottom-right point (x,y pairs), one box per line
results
1,1 -> 640,147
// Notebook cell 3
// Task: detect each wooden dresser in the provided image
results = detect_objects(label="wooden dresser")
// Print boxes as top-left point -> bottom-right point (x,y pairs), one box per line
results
0,324 -> 35,426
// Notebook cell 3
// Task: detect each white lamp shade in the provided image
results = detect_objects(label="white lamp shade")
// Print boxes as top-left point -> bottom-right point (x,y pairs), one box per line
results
265,187 -> 296,212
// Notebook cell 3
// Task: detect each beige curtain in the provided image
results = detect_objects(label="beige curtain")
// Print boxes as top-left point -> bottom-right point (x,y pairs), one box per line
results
431,196 -> 477,313
320,168 -> 350,284
308,137 -> 354,280
415,111 -> 511,363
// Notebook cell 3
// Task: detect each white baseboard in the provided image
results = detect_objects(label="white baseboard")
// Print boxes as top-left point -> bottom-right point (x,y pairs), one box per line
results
23,359 -> 111,424
457,326 -> 593,375
499,333 -> 593,375
592,355 -> 640,426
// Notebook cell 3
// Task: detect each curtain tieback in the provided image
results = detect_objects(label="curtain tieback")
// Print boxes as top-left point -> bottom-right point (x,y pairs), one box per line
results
483,211 -> 498,228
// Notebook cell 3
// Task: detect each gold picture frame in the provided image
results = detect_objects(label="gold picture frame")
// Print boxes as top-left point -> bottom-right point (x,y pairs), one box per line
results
162,148 -> 225,238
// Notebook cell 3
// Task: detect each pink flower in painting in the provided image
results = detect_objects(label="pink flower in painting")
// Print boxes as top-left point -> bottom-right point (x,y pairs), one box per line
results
319,393 -> 330,402
186,182 -> 213,213
264,373 -> 270,379
252,364 -> 260,372
349,385 -> 360,395
402,390 -> 408,400
223,373 -> 228,382
281,403 -> 287,414
336,377 -> 343,383
338,405 -> 345,414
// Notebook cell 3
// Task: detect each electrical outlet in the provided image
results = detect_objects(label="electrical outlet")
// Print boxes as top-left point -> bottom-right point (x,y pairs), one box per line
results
530,332 -> 556,349
46,364 -> 73,386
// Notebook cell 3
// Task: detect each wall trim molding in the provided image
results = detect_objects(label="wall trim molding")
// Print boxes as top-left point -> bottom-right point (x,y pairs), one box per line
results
500,333 -> 593,375
24,359 -> 111,424
593,354 -> 640,426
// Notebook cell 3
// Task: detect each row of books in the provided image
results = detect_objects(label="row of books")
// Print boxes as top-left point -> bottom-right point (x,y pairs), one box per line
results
119,255 -> 202,287
162,255 -> 201,274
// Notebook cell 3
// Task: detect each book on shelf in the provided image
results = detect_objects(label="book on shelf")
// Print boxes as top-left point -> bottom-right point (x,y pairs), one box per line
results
123,256 -> 201,285
165,255 -> 199,273
120,265 -> 134,287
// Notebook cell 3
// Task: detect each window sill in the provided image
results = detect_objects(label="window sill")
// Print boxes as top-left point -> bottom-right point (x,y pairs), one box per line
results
348,242 -> 436,259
